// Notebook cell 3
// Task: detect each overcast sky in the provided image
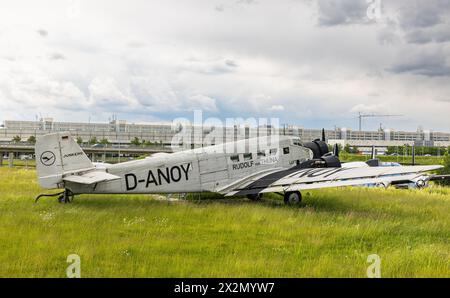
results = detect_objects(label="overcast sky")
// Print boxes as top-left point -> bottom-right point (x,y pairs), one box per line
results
0,0 -> 449,131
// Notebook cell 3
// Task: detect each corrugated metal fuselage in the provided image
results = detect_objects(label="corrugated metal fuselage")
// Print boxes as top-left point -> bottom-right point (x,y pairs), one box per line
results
66,137 -> 313,195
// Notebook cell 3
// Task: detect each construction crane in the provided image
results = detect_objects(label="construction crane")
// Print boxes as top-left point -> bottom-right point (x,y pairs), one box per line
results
358,112 -> 403,131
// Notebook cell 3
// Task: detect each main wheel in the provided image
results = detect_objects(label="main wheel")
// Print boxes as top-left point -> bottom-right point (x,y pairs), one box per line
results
246,193 -> 262,201
284,191 -> 302,205
416,179 -> 426,189
375,182 -> 388,188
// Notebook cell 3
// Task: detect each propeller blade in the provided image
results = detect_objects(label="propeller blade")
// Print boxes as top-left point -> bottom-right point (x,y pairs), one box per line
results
321,128 -> 326,142
333,144 -> 339,157
371,146 -> 376,160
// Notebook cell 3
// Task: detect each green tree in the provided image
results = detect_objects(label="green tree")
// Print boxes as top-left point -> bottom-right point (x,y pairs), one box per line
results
344,144 -> 351,153
131,137 -> 141,146
12,135 -> 21,143
438,153 -> 450,186
27,135 -> 36,144
89,136 -> 98,145
100,138 -> 110,145
76,137 -> 83,145
343,144 -> 359,154
143,140 -> 154,147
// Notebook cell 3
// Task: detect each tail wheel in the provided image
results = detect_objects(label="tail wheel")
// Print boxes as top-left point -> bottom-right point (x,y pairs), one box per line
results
246,193 -> 263,201
58,189 -> 74,203
284,191 -> 302,205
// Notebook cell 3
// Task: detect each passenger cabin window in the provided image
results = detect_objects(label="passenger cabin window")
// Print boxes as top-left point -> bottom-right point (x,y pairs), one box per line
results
283,147 -> 290,155
257,151 -> 266,158
230,155 -> 239,162
269,148 -> 278,155
243,153 -> 252,161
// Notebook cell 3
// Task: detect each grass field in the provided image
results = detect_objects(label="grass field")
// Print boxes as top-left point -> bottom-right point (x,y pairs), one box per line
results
0,167 -> 449,278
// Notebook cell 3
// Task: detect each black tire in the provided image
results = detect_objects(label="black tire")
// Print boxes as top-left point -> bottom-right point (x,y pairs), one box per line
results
58,195 -> 65,203
284,191 -> 302,205
246,193 -> 262,201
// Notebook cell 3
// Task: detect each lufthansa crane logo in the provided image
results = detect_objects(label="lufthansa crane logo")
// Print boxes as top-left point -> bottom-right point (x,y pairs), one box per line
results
40,151 -> 56,166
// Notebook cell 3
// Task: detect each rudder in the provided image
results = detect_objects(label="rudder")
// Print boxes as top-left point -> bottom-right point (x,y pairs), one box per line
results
35,132 -> 93,189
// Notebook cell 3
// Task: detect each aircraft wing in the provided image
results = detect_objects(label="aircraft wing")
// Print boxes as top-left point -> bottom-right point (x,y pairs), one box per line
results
224,165 -> 443,196
63,171 -> 121,185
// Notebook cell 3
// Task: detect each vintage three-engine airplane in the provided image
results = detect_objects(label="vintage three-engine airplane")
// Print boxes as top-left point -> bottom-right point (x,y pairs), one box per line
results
35,131 -> 448,204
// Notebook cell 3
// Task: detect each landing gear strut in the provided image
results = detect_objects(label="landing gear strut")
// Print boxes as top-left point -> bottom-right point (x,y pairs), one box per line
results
284,191 -> 302,205
35,189 -> 75,203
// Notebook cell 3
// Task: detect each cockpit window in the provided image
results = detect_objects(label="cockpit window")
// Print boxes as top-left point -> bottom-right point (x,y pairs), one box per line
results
257,151 -> 266,158
243,153 -> 252,161
230,155 -> 239,162
291,139 -> 302,146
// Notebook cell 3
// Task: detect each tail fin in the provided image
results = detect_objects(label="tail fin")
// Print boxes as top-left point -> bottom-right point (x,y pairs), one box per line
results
35,132 -> 93,189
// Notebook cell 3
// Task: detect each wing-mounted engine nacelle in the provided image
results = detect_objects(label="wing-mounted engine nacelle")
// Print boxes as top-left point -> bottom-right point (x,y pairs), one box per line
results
301,130 -> 341,168
298,155 -> 341,168
321,155 -> 341,168
303,140 -> 329,159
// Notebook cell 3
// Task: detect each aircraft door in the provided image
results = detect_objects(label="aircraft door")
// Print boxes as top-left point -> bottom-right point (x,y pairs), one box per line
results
197,153 -> 229,191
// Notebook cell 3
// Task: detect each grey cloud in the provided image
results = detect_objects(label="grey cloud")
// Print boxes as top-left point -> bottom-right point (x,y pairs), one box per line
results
386,0 -> 450,44
317,0 -> 450,45
225,59 -> 238,67
2,0 -> 450,130
405,25 -> 450,44
388,51 -> 450,77
183,57 -> 239,75
49,53 -> 66,60
236,0 -> 258,5
215,5 -> 225,12
214,0 -> 257,12
317,0 -> 370,26
36,29 -> 47,37
127,41 -> 147,48
396,0 -> 450,29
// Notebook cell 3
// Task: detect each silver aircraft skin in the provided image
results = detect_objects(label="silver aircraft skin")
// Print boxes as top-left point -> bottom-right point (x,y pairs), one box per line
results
35,132 -> 445,204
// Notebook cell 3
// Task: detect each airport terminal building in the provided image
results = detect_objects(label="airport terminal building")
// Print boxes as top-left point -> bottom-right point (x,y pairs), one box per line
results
1,118 -> 450,149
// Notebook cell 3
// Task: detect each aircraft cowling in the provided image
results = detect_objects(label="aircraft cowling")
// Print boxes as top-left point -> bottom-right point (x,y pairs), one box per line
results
303,140 -> 330,159
321,155 -> 341,168
297,155 -> 341,169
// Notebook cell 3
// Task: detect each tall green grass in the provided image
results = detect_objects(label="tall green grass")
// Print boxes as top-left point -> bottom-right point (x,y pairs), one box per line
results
0,168 -> 449,277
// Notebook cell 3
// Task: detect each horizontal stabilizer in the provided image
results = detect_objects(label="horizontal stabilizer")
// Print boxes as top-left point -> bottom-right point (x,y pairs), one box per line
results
63,171 -> 121,185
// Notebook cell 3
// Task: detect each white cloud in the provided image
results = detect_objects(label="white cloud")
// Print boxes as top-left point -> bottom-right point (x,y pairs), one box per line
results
88,77 -> 134,108
268,105 -> 284,111
0,0 -> 449,131
186,94 -> 218,112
